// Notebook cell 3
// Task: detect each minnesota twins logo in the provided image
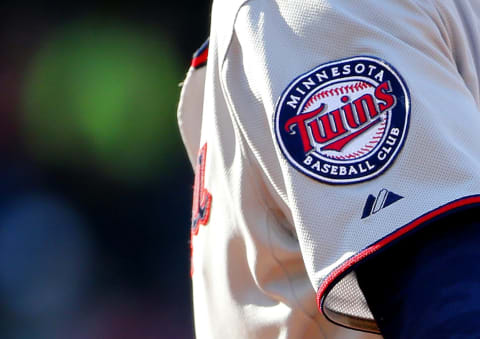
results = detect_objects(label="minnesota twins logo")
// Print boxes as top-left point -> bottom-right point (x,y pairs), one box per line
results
274,56 -> 410,184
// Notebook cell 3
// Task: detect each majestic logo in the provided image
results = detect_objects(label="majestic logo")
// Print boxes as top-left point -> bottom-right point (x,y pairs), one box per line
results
274,56 -> 410,184
362,189 -> 404,219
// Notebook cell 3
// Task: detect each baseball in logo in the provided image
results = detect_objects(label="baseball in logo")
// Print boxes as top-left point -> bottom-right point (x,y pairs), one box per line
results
274,56 -> 410,184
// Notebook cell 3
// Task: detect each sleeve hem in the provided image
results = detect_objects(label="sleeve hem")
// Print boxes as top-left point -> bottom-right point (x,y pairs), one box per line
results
316,194 -> 480,333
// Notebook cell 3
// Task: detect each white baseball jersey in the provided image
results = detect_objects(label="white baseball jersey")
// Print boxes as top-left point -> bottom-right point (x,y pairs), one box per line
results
177,1 -> 480,338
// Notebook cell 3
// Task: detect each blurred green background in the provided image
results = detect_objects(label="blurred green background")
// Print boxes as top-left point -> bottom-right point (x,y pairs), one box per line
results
0,1 -> 210,338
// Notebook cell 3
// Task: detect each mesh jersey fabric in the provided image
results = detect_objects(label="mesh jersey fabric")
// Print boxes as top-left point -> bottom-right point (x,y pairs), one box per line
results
178,0 -> 480,338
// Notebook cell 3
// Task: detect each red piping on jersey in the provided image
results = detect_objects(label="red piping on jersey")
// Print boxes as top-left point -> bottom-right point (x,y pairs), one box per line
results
316,195 -> 480,316
191,48 -> 208,68
191,39 -> 209,69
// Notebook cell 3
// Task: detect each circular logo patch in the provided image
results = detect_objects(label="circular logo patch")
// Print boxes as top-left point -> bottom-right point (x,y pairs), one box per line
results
274,56 -> 410,184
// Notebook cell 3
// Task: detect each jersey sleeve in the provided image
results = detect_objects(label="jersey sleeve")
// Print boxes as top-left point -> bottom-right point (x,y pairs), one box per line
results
177,52 -> 208,166
218,0 -> 480,331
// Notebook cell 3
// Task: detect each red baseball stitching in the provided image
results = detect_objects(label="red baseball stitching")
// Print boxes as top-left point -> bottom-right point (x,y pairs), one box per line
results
325,118 -> 387,160
304,82 -> 372,110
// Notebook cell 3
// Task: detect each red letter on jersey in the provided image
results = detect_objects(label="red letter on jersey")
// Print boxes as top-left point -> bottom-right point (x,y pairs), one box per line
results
191,143 -> 212,276
192,143 -> 212,235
